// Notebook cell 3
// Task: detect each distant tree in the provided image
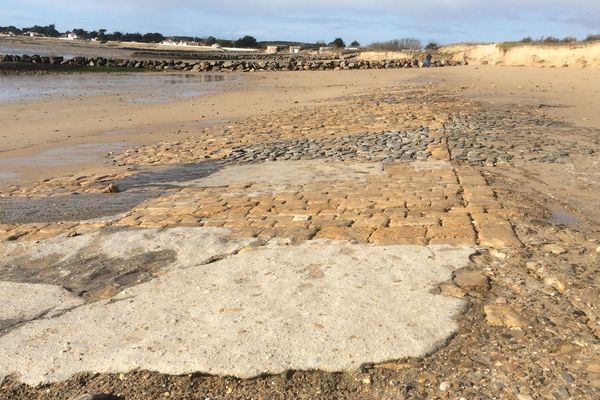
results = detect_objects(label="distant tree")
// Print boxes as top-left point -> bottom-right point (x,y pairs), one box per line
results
122,32 -> 143,42
206,36 -> 217,45
235,35 -> 258,48
584,33 -> 600,42
328,37 -> 346,48
110,31 -> 123,41
519,36 -> 533,43
560,36 -> 577,43
98,28 -> 107,40
22,24 -> 60,37
350,40 -> 360,47
0,25 -> 22,35
425,42 -> 439,50
72,28 -> 91,39
368,38 -> 422,51
142,32 -> 165,43
542,36 -> 560,43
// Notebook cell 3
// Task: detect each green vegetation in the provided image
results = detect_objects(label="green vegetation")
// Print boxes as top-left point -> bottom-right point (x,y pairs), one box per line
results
234,35 -> 258,48
328,38 -> 346,48
498,34 -> 600,51
425,42 -> 440,51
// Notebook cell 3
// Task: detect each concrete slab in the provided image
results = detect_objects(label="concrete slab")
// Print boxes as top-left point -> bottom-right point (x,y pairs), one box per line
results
0,226 -> 257,268
0,227 -> 260,302
0,281 -> 84,322
171,160 -> 384,188
0,239 -> 475,385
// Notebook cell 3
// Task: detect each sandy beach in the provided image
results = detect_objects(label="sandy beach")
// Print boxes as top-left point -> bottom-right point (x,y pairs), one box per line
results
2,65 -> 598,186
1,38 -> 600,399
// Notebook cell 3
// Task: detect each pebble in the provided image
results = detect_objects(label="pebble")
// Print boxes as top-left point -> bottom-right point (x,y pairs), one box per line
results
453,270 -> 490,292
439,282 -> 466,298
484,304 -> 528,328
103,183 -> 120,194
542,243 -> 567,255
517,394 -> 534,400
439,381 -> 451,391
70,394 -> 114,400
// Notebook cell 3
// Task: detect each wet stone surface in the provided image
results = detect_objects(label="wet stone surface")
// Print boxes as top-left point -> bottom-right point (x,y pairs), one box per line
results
225,129 -> 435,163
0,192 -> 154,224
445,109 -> 600,166
0,249 -> 177,301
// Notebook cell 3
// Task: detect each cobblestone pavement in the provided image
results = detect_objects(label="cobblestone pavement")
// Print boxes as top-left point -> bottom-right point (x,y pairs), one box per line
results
1,82 -> 600,399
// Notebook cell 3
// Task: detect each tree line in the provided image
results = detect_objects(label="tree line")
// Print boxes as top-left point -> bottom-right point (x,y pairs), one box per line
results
518,34 -> 600,44
2,24 -> 598,49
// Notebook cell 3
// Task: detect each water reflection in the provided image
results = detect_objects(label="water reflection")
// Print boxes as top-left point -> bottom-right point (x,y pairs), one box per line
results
0,73 -> 236,103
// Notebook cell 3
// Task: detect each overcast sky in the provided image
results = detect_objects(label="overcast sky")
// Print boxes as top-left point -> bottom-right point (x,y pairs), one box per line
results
2,0 -> 599,44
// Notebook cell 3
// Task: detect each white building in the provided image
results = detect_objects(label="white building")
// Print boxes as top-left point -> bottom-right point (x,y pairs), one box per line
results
161,39 -> 201,47
60,32 -> 79,40
266,45 -> 281,54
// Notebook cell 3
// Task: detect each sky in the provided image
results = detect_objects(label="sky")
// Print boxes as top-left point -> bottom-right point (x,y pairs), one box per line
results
2,0 -> 600,44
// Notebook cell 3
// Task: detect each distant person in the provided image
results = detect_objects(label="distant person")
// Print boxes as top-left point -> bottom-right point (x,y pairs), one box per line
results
423,53 -> 432,67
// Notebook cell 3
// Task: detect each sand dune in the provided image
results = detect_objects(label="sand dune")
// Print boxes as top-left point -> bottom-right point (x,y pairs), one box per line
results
441,41 -> 600,68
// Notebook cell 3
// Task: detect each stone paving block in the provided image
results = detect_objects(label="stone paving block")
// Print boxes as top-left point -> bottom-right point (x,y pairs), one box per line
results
382,207 -> 408,216
203,220 -> 226,227
426,225 -> 476,240
273,227 -> 318,241
230,227 -> 263,238
315,226 -> 373,242
390,216 -> 440,227
223,219 -> 253,229
477,223 -> 522,249
115,215 -> 141,226
309,215 -> 337,225
0,224 -> 15,233
429,237 -> 476,246
471,212 -> 510,225
26,223 -> 78,241
369,227 -> 427,245
177,216 -> 204,226
442,215 -> 473,227
352,215 -> 390,228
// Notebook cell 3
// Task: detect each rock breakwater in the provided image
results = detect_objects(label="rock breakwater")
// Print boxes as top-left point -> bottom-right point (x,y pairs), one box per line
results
0,54 -> 465,72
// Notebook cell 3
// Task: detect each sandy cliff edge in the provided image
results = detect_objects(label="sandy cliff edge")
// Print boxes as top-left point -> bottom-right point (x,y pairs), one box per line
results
440,42 -> 600,68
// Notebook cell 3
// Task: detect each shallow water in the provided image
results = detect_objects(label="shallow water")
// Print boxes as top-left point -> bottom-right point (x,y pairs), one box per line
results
0,142 -> 128,168
0,73 -> 234,103
0,46 -> 76,58
0,160 -> 222,223
550,207 -> 580,225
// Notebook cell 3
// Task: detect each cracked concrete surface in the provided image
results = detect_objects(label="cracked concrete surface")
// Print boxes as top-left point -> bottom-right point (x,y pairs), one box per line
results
174,160 -> 385,188
0,235 -> 475,385
0,281 -> 83,323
